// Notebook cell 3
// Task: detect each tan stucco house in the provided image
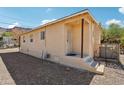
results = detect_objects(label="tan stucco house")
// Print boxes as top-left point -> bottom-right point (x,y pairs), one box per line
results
20,9 -> 104,74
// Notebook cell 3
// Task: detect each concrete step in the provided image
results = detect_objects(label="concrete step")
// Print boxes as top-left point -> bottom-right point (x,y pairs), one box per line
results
96,64 -> 105,75
83,56 -> 99,68
119,55 -> 124,66
91,61 -> 99,68
83,56 -> 93,65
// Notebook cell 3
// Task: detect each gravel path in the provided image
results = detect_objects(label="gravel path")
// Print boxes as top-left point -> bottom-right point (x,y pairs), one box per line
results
0,52 -> 95,85
90,61 -> 124,85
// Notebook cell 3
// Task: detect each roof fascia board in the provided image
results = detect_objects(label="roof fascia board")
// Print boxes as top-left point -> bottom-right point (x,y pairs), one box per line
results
32,10 -> 89,30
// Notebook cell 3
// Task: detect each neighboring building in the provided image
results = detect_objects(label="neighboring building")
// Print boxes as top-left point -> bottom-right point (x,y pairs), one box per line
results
0,28 -> 12,48
2,36 -> 14,48
20,9 -> 104,74
0,27 -> 31,48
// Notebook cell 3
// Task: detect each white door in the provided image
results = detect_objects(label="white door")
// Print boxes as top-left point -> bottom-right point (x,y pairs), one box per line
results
67,30 -> 72,54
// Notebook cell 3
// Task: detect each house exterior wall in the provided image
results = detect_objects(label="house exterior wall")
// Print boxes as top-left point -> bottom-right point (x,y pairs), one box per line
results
83,18 -> 101,57
83,20 -> 90,56
21,28 -> 46,58
20,13 -> 101,63
46,22 -> 65,56
93,23 -> 101,57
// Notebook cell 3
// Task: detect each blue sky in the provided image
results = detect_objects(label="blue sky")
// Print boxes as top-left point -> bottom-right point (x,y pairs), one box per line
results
0,7 -> 124,28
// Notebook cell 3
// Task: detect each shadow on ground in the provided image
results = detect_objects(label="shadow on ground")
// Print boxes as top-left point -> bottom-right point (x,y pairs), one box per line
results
0,52 -> 95,85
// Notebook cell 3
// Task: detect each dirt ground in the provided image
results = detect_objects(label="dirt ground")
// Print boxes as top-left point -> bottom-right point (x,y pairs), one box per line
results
0,51 -> 95,85
0,48 -> 124,85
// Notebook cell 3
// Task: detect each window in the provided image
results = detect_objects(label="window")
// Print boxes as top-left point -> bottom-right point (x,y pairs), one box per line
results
41,31 -> 45,40
23,36 -> 25,43
30,34 -> 33,42
30,38 -> 33,42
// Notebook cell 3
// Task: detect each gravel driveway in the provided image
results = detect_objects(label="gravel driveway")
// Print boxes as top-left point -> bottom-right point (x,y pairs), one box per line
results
0,52 -> 95,85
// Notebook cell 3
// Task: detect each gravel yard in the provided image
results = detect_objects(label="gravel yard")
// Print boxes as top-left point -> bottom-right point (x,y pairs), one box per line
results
0,49 -> 124,85
0,52 -> 95,85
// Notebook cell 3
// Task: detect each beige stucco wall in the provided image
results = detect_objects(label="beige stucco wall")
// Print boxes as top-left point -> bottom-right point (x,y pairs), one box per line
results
46,22 -> 65,56
83,20 -> 90,56
20,28 -> 46,58
93,23 -> 101,57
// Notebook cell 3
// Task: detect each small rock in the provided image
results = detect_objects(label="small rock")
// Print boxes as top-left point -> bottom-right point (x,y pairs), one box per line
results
65,67 -> 71,71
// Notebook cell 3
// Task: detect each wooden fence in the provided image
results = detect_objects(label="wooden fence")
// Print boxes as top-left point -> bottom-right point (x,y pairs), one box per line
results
99,43 -> 119,60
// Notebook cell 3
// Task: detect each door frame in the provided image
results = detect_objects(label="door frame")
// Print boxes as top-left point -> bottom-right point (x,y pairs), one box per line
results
67,30 -> 72,54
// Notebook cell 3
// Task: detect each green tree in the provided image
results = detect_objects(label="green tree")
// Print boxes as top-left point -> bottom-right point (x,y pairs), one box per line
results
120,37 -> 124,45
2,31 -> 13,37
101,23 -> 123,43
101,27 -> 109,42
107,24 -> 121,42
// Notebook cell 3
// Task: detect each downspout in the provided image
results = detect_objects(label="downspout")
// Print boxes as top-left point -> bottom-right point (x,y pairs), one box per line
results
41,26 -> 47,61
45,26 -> 46,49
81,19 -> 84,58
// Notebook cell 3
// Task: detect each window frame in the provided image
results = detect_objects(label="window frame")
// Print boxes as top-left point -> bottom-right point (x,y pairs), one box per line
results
30,34 -> 33,43
23,36 -> 25,43
41,31 -> 45,40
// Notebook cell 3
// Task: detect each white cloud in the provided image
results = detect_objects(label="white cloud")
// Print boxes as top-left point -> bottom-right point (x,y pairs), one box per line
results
119,7 -> 124,14
106,19 -> 122,26
41,19 -> 56,25
46,8 -> 52,13
8,22 -> 19,28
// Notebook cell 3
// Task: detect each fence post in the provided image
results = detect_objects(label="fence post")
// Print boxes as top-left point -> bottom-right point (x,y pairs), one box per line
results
118,44 -> 120,62
105,43 -> 107,66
